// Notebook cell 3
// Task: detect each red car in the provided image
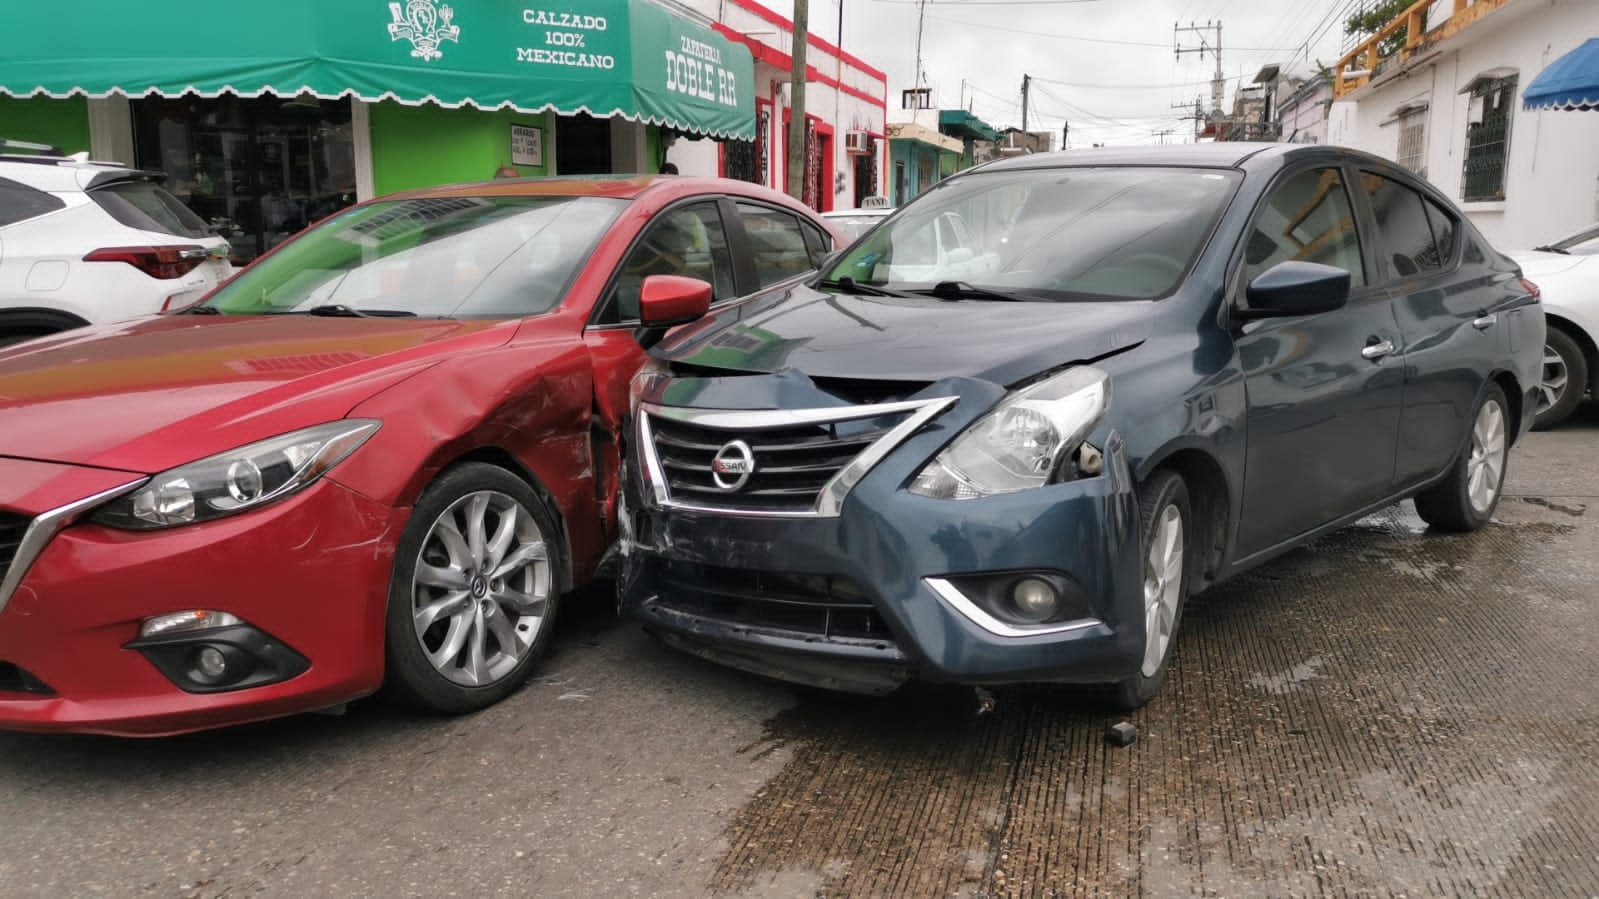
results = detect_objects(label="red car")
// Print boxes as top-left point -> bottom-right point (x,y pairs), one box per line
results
0,175 -> 838,736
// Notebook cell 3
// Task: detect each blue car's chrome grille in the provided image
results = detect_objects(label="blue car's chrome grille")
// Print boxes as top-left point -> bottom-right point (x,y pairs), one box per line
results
638,396 -> 956,518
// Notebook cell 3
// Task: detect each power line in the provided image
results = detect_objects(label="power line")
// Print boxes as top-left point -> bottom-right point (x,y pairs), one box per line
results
965,80 -> 1021,107
1300,0 -> 1364,59
920,12 -> 1305,50
1031,85 -> 1194,127
1029,72 -> 1251,92
869,0 -> 1101,5
1260,0 -> 1327,56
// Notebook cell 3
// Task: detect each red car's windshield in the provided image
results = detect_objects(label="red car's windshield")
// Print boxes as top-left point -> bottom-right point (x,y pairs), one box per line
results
202,195 -> 626,318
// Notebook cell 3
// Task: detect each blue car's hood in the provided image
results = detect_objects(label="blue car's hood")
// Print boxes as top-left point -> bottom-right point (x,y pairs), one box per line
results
654,282 -> 1155,386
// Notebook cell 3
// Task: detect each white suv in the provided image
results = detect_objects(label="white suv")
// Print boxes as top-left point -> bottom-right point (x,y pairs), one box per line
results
0,142 -> 233,345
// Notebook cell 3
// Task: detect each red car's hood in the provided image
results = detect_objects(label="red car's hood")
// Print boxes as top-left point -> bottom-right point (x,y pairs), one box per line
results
0,315 -> 515,472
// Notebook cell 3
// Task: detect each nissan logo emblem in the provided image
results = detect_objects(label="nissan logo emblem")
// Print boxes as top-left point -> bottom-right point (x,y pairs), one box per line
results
710,440 -> 756,492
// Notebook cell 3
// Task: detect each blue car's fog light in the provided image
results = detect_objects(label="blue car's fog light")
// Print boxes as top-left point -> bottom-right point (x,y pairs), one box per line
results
1010,577 -> 1061,621
929,571 -> 1101,636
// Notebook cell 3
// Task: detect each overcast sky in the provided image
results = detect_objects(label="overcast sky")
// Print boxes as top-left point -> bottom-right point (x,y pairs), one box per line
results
758,0 -> 1365,147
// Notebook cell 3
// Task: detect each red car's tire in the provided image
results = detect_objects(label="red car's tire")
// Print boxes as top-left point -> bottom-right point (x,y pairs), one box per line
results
382,462 -> 564,714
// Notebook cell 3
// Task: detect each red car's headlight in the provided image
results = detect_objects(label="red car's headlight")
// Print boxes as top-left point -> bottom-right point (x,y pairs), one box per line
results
92,420 -> 381,530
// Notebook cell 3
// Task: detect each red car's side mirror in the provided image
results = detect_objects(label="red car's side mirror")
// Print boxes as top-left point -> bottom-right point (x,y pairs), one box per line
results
639,275 -> 712,328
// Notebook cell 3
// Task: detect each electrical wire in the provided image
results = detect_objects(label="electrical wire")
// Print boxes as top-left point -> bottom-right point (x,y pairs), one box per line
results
920,12 -> 1306,50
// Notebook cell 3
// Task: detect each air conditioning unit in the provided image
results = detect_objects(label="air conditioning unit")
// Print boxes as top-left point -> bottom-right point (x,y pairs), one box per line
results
844,130 -> 871,155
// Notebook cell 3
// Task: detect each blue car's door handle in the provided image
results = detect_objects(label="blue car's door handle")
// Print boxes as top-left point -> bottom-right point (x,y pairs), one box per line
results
1361,339 -> 1396,361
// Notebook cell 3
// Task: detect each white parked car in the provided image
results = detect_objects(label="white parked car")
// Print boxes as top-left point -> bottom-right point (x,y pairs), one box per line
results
0,142 -> 233,345
1511,222 -> 1599,429
821,205 -> 895,242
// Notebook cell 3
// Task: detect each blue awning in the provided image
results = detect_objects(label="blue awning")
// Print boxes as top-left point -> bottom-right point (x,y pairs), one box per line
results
1523,38 -> 1599,111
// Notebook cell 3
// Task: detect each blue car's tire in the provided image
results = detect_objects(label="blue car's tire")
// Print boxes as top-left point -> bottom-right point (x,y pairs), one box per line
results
1415,382 -> 1511,533
1107,469 -> 1191,711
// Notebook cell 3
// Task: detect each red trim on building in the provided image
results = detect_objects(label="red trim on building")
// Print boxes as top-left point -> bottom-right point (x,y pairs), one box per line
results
712,23 -> 887,109
723,0 -> 889,84
812,116 -> 835,213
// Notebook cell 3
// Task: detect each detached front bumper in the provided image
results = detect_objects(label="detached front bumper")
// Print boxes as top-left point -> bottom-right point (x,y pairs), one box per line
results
618,375 -> 1146,693
0,459 -> 398,737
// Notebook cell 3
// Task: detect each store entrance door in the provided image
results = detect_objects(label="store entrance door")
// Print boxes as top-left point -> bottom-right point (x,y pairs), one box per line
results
555,114 -> 613,175
131,93 -> 357,265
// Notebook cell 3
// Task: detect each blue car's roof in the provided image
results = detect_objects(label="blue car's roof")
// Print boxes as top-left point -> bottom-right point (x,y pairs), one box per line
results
967,142 -> 1364,174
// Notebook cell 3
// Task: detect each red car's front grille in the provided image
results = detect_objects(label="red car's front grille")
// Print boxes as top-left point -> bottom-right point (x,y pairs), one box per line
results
0,511 -> 30,586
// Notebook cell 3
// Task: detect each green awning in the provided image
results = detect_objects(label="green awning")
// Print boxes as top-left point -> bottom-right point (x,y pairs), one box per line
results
939,110 -> 998,143
0,0 -> 754,140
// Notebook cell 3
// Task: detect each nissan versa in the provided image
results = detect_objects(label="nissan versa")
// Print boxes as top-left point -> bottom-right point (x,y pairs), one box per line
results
0,174 -> 838,736
619,144 -> 1544,708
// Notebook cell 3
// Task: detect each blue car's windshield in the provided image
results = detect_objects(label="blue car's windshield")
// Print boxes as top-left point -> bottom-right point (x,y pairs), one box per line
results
823,166 -> 1241,301
201,195 -> 625,318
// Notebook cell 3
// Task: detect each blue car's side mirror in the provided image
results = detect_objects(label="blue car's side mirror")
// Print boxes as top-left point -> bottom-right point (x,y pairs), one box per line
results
1241,260 -> 1352,319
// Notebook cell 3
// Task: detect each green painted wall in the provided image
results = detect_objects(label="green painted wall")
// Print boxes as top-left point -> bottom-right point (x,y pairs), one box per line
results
369,101 -> 552,196
0,97 -> 91,154
647,125 -> 663,172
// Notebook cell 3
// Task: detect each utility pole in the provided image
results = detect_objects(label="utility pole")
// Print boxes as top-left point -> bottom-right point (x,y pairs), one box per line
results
912,0 -> 928,92
786,0 -> 809,201
1151,128 -> 1175,144
1173,94 -> 1206,140
1020,73 -> 1030,134
1174,21 -> 1225,117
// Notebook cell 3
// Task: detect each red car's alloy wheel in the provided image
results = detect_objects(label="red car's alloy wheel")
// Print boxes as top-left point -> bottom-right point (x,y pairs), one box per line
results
411,489 -> 553,687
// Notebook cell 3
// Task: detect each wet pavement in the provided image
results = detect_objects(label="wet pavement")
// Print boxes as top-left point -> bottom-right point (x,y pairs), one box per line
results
3,411 -> 1599,897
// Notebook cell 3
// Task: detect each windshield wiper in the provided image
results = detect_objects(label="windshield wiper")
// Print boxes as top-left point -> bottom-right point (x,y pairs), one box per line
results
274,304 -> 418,318
816,277 -> 916,298
917,281 -> 1027,302
1532,245 -> 1570,255
177,305 -> 221,315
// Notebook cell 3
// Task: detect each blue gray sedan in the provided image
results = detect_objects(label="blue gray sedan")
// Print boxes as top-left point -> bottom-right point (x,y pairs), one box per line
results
617,143 -> 1545,709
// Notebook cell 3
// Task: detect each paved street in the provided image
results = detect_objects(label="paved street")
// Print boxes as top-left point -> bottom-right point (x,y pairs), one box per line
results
3,412 -> 1598,898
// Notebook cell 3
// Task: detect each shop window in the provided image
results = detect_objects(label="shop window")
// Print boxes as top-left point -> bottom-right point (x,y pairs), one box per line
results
1246,168 -> 1365,289
736,202 -> 816,287
1363,172 -> 1445,278
131,93 -> 357,264
603,201 -> 733,324
1461,75 -> 1516,202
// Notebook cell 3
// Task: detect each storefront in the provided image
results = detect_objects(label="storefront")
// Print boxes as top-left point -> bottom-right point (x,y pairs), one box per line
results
886,122 -> 963,207
0,0 -> 753,262
663,0 -> 889,213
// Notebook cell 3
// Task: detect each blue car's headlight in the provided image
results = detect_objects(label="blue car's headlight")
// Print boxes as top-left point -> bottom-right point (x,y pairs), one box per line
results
93,420 -> 380,530
910,366 -> 1110,500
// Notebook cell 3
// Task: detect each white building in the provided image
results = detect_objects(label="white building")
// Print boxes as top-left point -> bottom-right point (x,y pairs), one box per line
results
1278,72 -> 1334,144
1327,0 -> 1599,251
664,0 -> 889,212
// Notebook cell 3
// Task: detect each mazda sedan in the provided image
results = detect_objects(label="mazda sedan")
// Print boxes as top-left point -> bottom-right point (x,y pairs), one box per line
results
0,174 -> 836,736
619,144 -> 1543,708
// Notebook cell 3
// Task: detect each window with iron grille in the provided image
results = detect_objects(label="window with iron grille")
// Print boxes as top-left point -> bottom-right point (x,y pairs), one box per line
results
1396,108 -> 1427,175
1462,76 -> 1516,202
723,139 -> 758,184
